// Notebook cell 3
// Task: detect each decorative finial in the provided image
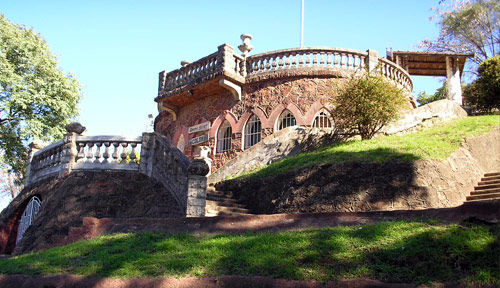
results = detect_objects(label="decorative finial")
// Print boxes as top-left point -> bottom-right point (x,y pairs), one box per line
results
238,34 -> 253,57
65,122 -> 86,135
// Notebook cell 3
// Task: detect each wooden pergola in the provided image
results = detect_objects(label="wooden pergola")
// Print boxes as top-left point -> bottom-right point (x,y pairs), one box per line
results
386,51 -> 474,104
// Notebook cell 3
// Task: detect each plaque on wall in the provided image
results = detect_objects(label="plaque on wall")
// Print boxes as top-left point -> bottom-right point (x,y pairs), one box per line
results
188,121 -> 211,134
188,133 -> 209,146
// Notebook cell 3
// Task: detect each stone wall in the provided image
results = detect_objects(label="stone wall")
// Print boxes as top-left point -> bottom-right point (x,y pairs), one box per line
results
0,171 -> 183,255
215,129 -> 499,214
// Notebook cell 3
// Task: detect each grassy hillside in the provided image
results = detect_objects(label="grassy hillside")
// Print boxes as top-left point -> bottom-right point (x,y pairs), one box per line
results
239,115 -> 499,179
0,220 -> 498,285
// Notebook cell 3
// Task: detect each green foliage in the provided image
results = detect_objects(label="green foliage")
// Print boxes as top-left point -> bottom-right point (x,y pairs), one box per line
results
421,0 -> 500,70
333,72 -> 408,140
465,56 -> 500,113
0,221 -> 498,285
238,115 -> 499,179
0,15 -> 82,179
416,81 -> 447,106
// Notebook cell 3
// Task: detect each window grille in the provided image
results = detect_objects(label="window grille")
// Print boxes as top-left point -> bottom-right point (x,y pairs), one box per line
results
277,111 -> 296,130
244,115 -> 262,149
313,112 -> 332,128
217,121 -> 232,153
16,196 -> 41,244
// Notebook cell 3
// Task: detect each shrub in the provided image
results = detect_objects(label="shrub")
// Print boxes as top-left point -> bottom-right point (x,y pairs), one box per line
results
333,72 -> 408,140
464,56 -> 500,113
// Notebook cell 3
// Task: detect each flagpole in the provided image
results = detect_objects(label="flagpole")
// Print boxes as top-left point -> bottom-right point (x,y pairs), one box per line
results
300,0 -> 304,47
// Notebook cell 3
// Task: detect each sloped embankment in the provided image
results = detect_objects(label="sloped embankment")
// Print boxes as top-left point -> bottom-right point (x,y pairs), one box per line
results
215,128 -> 500,214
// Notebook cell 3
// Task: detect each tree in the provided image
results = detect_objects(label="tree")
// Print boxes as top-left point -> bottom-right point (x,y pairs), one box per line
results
416,81 -> 448,106
420,0 -> 500,73
332,73 -> 408,140
0,15 -> 82,182
463,55 -> 500,113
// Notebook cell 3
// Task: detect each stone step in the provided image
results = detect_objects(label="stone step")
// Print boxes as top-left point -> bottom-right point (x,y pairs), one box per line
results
475,183 -> 500,190
206,195 -> 240,204
207,190 -> 234,198
470,188 -> 500,196
205,210 -> 251,217
481,176 -> 500,183
466,193 -> 500,201
484,172 -> 500,177
206,200 -> 246,209
205,205 -> 251,215
478,179 -> 500,186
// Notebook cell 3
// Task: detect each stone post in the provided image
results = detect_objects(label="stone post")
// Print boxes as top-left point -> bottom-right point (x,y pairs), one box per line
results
186,158 -> 210,217
217,44 -> 236,73
365,49 -> 379,72
24,140 -> 45,186
446,56 -> 462,105
139,132 -> 155,177
58,122 -> 86,178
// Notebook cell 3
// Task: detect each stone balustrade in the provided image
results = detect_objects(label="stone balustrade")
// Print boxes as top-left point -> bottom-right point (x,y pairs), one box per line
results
158,46 -> 413,97
24,127 -> 209,217
72,136 -> 142,171
246,47 -> 368,75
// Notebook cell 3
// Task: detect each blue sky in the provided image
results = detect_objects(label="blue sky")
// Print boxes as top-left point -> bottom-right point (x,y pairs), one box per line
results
0,0 -> 446,208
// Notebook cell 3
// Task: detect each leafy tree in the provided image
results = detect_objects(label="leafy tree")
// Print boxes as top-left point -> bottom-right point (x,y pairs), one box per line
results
0,15 -> 82,181
333,73 -> 408,140
420,0 -> 500,73
416,81 -> 448,106
463,55 -> 500,112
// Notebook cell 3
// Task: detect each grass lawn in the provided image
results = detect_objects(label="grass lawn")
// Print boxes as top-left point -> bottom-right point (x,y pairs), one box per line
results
0,220 -> 498,286
238,115 -> 500,179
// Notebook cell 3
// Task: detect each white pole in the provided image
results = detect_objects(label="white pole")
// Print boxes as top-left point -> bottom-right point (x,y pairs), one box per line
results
300,0 -> 304,47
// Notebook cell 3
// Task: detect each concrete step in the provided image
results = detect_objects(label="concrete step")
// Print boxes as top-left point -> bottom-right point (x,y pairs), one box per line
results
484,172 -> 500,177
475,183 -> 500,190
478,179 -> 500,186
206,195 -> 240,204
466,193 -> 500,201
206,205 -> 251,215
470,188 -> 500,196
206,200 -> 246,209
205,210 -> 251,217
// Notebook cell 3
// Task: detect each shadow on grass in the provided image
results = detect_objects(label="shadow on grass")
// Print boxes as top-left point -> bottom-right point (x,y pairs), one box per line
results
0,221 -> 498,285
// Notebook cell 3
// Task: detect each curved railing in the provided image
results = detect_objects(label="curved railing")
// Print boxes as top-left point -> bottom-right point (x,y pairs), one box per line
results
246,47 -> 368,75
30,140 -> 65,181
378,57 -> 413,91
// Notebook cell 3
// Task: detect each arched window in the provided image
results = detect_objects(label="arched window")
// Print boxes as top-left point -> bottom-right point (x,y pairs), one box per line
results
16,196 -> 41,244
244,114 -> 262,149
313,111 -> 332,128
177,134 -> 185,152
277,110 -> 296,130
217,121 -> 232,153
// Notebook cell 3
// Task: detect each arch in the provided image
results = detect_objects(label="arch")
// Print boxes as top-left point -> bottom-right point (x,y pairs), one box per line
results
237,107 -> 269,132
275,109 -> 297,131
209,113 -> 238,138
16,196 -> 42,245
285,103 -> 307,126
312,110 -> 333,128
304,101 -> 332,125
172,125 -> 188,150
243,114 -> 262,149
176,134 -> 186,152
216,120 -> 232,153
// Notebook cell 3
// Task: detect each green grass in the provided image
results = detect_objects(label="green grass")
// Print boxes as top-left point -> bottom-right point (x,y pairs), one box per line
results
0,220 -> 498,285
238,115 -> 500,179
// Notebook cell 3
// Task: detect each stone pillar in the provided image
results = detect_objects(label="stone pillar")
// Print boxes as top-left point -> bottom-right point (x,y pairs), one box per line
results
366,49 -> 379,72
186,158 -> 210,217
24,140 -> 45,186
139,132 -> 155,177
446,57 -> 462,105
217,44 -> 236,73
59,122 -> 86,178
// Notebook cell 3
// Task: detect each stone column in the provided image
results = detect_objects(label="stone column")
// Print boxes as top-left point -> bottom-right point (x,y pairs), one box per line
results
446,57 -> 462,105
365,49 -> 379,72
217,44 -> 236,73
59,122 -> 86,178
186,158 -> 210,217
139,132 -> 155,177
24,140 -> 45,186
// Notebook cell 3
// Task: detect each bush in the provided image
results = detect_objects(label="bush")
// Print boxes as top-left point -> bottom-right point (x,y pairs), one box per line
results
464,56 -> 500,113
416,82 -> 447,106
333,72 -> 408,140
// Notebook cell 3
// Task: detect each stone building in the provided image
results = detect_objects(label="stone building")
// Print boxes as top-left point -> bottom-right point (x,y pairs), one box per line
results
154,35 -> 470,172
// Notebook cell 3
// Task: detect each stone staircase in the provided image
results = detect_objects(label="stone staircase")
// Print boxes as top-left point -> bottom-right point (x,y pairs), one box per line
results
205,186 -> 252,216
466,172 -> 500,202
